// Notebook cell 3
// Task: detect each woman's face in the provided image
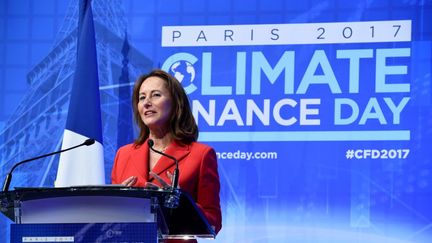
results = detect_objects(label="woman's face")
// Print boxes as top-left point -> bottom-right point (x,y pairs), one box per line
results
137,76 -> 173,130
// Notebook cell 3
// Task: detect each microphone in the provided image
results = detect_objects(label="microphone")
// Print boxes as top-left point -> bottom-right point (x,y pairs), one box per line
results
2,138 -> 96,192
148,139 -> 180,208
147,139 -> 179,190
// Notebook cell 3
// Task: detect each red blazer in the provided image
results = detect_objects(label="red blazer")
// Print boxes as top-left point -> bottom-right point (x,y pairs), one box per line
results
112,139 -> 222,236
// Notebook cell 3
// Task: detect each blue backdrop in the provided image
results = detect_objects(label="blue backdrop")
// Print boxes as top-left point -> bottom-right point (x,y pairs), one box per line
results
0,0 -> 431,242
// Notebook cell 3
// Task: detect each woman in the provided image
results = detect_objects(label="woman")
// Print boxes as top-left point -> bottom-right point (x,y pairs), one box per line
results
111,69 -> 222,241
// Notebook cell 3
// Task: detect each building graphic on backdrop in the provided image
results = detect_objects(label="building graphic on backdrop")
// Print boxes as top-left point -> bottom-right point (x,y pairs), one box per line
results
0,1 -> 237,241
0,0 -> 152,192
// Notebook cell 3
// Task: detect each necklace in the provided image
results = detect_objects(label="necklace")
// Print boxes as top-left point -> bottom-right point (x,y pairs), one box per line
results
152,146 -> 167,153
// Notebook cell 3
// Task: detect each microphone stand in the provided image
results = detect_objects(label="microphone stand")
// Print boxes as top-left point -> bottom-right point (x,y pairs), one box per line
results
148,139 -> 180,209
2,138 -> 95,192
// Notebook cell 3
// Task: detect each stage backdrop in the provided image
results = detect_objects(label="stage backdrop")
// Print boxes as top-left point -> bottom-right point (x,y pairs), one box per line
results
0,0 -> 431,242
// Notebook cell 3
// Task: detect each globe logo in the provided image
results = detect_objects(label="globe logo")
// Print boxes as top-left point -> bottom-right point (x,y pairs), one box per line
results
169,61 -> 196,85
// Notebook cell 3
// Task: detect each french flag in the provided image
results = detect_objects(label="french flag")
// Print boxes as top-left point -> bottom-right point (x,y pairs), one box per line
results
55,0 -> 105,187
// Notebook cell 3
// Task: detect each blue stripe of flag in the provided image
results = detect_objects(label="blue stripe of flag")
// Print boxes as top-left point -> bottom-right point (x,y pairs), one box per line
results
66,0 -> 103,144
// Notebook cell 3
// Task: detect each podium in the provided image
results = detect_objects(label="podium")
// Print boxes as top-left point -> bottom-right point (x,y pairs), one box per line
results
0,186 -> 216,242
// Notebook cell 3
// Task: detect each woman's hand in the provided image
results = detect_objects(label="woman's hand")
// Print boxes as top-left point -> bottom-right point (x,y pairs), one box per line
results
121,176 -> 137,187
147,171 -> 171,189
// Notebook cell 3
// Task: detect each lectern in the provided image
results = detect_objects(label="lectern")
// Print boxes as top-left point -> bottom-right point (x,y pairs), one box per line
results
0,186 -> 215,242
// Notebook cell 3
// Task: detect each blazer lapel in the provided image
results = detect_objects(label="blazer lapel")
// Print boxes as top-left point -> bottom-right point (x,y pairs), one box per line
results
129,143 -> 150,181
151,140 -> 190,177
